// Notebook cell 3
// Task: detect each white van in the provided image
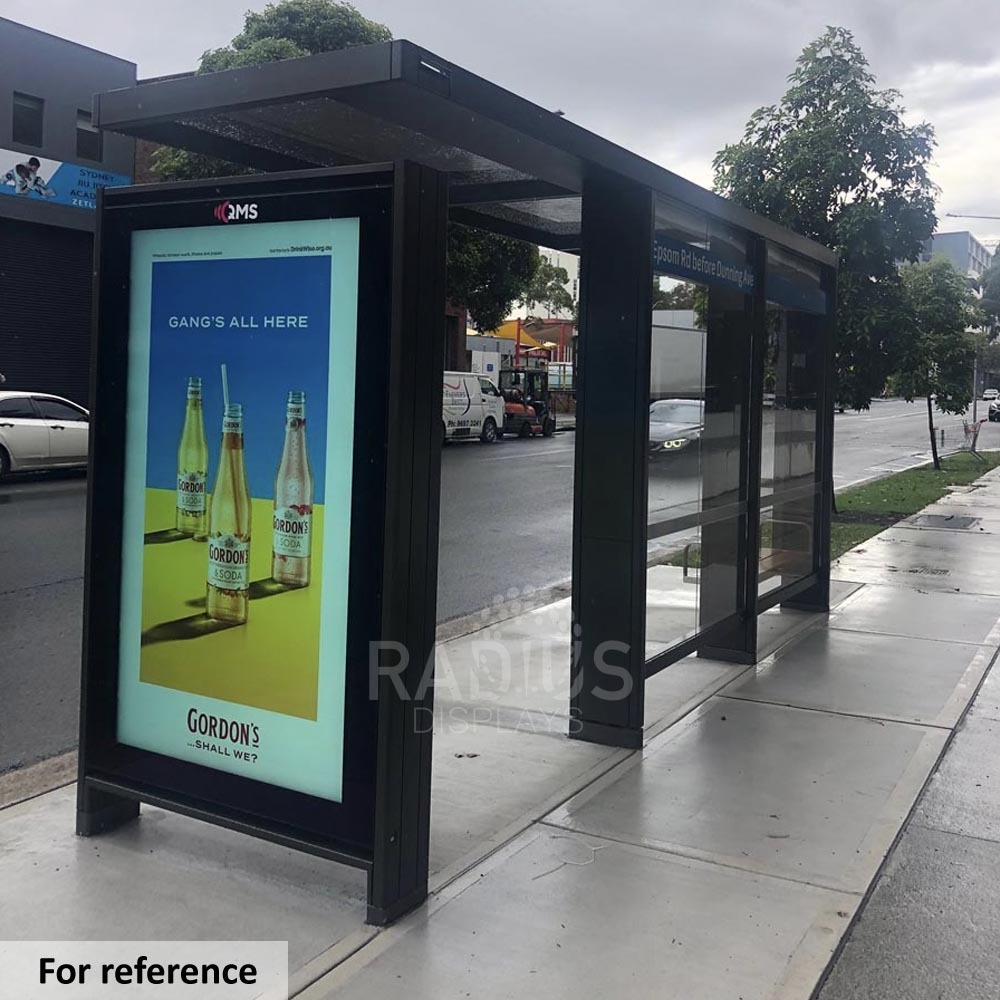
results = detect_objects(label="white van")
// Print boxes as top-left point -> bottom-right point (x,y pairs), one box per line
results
442,371 -> 505,443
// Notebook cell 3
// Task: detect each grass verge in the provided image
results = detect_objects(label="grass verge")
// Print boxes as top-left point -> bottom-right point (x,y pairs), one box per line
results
830,451 -> 1000,559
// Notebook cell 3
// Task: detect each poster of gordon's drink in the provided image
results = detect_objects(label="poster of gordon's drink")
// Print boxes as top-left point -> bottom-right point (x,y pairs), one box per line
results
117,217 -> 360,801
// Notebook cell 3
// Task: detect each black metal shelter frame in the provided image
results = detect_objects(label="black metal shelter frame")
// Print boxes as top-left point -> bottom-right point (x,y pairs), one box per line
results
84,39 -> 837,917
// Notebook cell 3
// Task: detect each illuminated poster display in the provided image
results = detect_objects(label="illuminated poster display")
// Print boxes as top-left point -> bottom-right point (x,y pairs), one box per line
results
117,218 -> 360,801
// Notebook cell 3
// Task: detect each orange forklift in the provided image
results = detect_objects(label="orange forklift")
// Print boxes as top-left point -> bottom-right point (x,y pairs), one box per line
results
499,367 -> 556,438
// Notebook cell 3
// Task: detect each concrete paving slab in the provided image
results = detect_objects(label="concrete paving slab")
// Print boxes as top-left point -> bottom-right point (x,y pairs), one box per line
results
433,635 -> 664,721
644,656 -> 750,738
831,526 -> 1000,596
911,501 -> 1000,528
318,827 -> 857,1000
912,713 -> 1000,842
757,605 -> 822,659
967,662 -> 1000,722
829,579 -> 864,608
477,596 -> 573,643
724,629 -> 994,727
828,585 -> 1000,644
548,697 -> 947,892
430,716 -> 618,878
434,633 -> 571,715
818,825 -> 1000,1000
0,785 -> 368,990
646,564 -> 700,647
920,484 -> 1000,510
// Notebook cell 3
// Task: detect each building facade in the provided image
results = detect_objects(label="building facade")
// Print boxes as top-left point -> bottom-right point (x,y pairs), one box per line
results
921,231 -> 994,288
0,18 -> 135,404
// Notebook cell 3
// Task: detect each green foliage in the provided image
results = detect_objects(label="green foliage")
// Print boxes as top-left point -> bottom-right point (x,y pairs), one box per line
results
656,281 -> 698,309
151,1 -> 389,182
982,259 -> 1000,334
520,258 -> 574,317
200,36 -> 308,73
713,26 -> 938,411
148,0 -> 538,328
448,226 -> 540,332
228,0 -> 390,55
895,257 -> 978,413
651,280 -> 708,329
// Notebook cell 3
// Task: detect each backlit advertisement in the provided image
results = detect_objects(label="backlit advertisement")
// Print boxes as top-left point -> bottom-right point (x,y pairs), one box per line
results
117,217 -> 360,801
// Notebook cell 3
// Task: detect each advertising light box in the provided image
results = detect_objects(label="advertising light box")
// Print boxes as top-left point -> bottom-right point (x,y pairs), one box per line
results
79,168 -> 404,865
80,163 -> 446,925
118,219 -> 360,801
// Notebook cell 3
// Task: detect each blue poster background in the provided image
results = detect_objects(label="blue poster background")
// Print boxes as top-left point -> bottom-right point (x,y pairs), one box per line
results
147,255 -> 332,503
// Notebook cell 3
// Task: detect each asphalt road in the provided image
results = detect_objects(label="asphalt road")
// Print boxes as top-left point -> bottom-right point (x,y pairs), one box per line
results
438,398 -> 1000,621
3,398 -> 998,774
0,472 -> 86,775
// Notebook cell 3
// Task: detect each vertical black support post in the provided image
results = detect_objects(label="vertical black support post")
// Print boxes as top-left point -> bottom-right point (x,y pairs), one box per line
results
570,169 -> 652,750
368,161 -> 447,925
782,264 -> 837,613
78,189 -> 139,837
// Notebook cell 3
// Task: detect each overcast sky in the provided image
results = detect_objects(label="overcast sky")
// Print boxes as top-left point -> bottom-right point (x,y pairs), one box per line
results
7,0 -> 1000,249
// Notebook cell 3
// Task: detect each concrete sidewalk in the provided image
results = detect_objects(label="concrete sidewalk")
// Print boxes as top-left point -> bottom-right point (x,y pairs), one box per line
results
4,469 -> 1000,999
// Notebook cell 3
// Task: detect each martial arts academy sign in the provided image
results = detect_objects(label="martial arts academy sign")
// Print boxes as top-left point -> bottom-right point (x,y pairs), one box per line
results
1,147 -> 130,211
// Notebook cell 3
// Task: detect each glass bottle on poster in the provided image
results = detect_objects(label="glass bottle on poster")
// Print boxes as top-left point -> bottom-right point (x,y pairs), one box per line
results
272,390 -> 313,587
206,403 -> 252,623
176,376 -> 208,539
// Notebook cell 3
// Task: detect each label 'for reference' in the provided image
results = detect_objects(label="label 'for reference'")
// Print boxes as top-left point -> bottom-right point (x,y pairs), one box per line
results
208,535 -> 250,591
176,472 -> 207,513
273,506 -> 312,558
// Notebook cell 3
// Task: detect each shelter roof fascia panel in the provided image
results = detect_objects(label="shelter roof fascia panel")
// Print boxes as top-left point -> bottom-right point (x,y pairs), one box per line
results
94,43 -> 397,129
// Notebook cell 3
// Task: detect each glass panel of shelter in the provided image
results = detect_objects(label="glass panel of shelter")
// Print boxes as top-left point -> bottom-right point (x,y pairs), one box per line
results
646,195 -> 753,666
758,245 -> 827,603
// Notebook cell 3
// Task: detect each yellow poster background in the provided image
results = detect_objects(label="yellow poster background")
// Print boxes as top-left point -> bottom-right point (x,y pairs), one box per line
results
139,488 -> 324,720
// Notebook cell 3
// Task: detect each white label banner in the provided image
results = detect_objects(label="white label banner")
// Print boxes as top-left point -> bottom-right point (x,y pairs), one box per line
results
0,941 -> 287,999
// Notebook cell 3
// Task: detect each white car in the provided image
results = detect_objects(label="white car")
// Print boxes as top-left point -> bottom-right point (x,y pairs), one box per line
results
442,372 -> 505,443
983,388 -> 999,401
0,391 -> 90,476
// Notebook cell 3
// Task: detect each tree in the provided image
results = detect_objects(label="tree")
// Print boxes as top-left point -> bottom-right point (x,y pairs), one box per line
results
520,258 -> 574,318
895,257 -> 980,468
981,259 -> 1000,336
448,227 -> 539,332
713,26 -> 938,411
150,1 -> 390,182
147,0 -> 538,332
657,281 -> 698,309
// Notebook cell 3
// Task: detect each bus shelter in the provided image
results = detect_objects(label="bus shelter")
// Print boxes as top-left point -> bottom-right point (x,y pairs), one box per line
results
82,39 -> 837,922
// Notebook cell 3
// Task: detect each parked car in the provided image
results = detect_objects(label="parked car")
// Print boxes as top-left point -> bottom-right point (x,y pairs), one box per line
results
649,398 -> 704,457
984,388 -> 999,402
442,372 -> 505,443
0,391 -> 89,476
989,401 -> 1000,423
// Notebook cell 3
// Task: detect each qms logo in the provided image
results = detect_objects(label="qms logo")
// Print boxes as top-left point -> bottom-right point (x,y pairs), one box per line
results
213,200 -> 259,223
